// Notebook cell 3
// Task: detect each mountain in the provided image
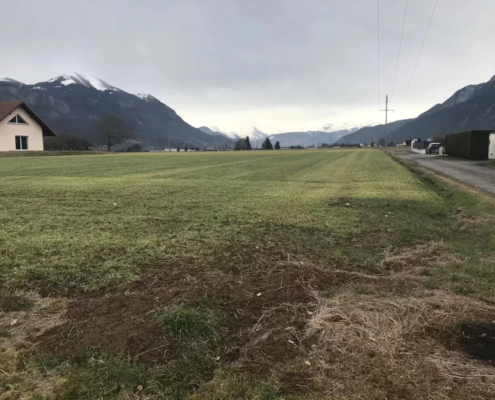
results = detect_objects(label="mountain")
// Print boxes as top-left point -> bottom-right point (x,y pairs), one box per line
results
269,129 -> 355,148
337,119 -> 412,145
0,73 -> 235,149
387,75 -> 495,143
204,127 -> 269,141
198,126 -> 239,140
201,123 -> 369,147
419,76 -> 495,118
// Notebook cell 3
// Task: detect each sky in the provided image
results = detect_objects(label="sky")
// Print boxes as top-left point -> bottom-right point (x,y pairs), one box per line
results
2,0 -> 495,134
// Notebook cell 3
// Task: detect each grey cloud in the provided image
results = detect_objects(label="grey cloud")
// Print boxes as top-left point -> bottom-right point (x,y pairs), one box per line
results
1,0 -> 495,131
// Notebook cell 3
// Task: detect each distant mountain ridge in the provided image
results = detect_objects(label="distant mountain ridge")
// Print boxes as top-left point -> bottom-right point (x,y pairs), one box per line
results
269,129 -> 356,148
336,120 -> 412,145
338,74 -> 495,145
387,75 -> 495,143
201,123 -> 373,147
0,73 -> 234,149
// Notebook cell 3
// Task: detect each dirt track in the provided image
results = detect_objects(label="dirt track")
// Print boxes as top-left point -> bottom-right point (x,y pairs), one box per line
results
397,153 -> 495,197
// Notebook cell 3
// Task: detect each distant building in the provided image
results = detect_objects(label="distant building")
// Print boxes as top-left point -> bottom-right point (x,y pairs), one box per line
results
0,101 -> 55,151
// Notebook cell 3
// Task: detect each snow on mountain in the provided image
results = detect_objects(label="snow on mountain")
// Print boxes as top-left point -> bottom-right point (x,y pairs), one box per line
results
135,93 -> 157,102
198,126 -> 233,140
1,72 -> 235,149
211,126 -> 270,140
203,123 -> 376,142
31,73 -> 161,104
322,122 -> 379,133
43,72 -> 117,92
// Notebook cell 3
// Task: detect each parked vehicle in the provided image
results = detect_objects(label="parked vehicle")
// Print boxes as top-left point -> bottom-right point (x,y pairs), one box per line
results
425,142 -> 441,154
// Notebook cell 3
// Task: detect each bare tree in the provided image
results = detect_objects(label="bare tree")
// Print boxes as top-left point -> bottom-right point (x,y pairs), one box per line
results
97,116 -> 132,152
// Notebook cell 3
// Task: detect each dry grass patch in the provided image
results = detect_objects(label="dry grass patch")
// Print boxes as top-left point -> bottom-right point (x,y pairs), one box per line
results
453,206 -> 492,231
307,290 -> 495,399
381,242 -> 469,275
0,293 -> 68,399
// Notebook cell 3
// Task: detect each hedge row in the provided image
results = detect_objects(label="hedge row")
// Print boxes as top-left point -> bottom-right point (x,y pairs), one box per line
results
445,130 -> 494,160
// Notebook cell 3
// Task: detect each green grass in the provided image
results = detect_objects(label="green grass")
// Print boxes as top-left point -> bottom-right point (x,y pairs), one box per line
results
1,149 -> 495,399
0,149 -> 451,294
156,305 -> 217,341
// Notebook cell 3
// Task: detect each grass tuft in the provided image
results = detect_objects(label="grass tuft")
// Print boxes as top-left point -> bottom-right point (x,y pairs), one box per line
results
156,305 -> 218,342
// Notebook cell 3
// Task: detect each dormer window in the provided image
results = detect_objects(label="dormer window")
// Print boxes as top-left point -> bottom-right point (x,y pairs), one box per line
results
8,114 -> 27,124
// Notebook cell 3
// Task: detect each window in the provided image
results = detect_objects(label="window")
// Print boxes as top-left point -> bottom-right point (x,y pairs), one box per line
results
15,136 -> 28,150
8,114 -> 27,124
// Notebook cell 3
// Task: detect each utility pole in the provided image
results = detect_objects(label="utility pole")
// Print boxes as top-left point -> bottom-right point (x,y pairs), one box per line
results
168,132 -> 171,151
379,95 -> 394,146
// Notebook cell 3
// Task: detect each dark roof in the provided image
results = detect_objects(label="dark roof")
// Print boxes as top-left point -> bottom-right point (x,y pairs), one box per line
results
0,101 -> 55,136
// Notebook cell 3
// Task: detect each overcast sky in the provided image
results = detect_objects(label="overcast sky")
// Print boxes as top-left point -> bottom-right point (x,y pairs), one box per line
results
2,0 -> 495,134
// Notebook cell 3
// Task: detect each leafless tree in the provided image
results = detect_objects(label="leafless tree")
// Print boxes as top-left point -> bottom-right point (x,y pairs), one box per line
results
97,116 -> 132,152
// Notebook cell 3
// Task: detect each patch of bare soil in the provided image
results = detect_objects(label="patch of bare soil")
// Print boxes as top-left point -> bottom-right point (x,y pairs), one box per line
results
37,290 -> 181,366
36,254 -> 349,393
457,322 -> 495,364
435,321 -> 495,365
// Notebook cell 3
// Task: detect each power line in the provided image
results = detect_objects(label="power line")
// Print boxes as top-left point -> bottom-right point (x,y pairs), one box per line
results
377,0 -> 381,109
400,0 -> 439,105
390,0 -> 409,104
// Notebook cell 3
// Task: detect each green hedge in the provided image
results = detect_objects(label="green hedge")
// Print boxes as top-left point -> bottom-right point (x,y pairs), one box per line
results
445,130 -> 493,160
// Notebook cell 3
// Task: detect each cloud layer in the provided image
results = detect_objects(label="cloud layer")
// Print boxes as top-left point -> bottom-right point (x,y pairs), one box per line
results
2,0 -> 495,132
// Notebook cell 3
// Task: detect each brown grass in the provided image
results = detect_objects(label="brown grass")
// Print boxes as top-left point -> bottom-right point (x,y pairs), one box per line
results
381,243 -> 468,274
453,206 -> 492,231
307,290 -> 495,399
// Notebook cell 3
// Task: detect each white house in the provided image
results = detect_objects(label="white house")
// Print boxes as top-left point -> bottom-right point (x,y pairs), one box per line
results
0,101 -> 55,151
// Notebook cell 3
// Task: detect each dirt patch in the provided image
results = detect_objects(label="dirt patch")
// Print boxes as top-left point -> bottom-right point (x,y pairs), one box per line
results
452,322 -> 495,364
36,258 -> 347,376
458,322 -> 495,363
37,291 -> 181,366
0,294 -> 34,312
277,367 -> 314,394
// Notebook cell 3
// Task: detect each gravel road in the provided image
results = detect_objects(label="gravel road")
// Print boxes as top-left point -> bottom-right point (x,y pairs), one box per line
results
397,153 -> 495,197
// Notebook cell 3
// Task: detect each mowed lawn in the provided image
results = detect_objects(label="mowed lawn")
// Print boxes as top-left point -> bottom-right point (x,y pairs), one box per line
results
1,149 -> 495,399
0,149 -> 439,293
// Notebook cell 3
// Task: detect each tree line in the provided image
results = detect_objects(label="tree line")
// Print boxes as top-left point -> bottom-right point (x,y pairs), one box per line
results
45,116 -> 284,152
44,115 -> 137,152
234,136 -> 280,150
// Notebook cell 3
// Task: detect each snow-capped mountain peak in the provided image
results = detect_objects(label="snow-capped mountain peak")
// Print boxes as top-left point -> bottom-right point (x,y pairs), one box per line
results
203,123 -> 378,141
135,93 -> 157,102
44,72 -> 116,92
322,122 -> 379,133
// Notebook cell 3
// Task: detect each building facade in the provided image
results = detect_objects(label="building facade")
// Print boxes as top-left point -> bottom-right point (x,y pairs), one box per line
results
0,101 -> 55,151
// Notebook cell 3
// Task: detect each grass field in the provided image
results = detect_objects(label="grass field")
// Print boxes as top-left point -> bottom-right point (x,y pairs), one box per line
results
1,149 -> 495,399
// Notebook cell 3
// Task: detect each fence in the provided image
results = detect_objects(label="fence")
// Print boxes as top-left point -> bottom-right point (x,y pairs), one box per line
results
445,130 -> 494,160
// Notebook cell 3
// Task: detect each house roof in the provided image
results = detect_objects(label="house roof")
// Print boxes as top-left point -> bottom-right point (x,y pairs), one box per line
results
0,101 -> 56,136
